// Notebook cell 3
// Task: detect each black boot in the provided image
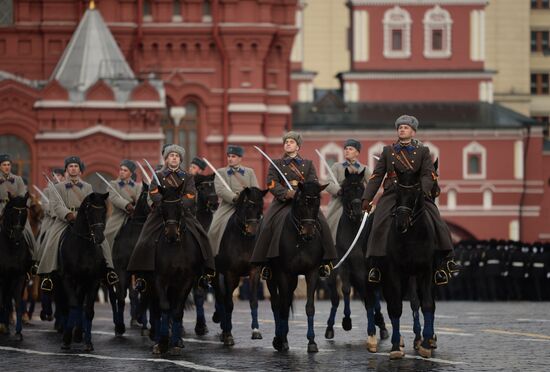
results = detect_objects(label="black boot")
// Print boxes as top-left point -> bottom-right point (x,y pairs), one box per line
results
368,267 -> 381,283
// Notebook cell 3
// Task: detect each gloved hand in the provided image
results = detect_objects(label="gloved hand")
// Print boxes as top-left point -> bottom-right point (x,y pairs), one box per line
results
285,190 -> 296,200
125,203 -> 135,214
66,213 -> 76,222
362,200 -> 373,213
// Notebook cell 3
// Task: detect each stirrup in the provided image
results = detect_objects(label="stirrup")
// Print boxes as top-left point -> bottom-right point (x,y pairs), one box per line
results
434,270 -> 449,286
368,268 -> 381,283
260,266 -> 272,281
41,277 -> 53,292
134,278 -> 147,293
106,271 -> 119,286
446,259 -> 460,274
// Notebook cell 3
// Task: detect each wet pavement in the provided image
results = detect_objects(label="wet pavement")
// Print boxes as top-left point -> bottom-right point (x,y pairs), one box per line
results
1,299 -> 549,371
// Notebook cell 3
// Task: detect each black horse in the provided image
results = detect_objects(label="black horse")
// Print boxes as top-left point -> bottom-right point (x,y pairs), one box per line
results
0,193 -> 32,340
382,170 -> 436,359
214,187 -> 267,346
150,184 -> 204,355
324,169 -> 389,341
109,182 -> 151,336
57,192 -> 109,352
267,181 -> 328,353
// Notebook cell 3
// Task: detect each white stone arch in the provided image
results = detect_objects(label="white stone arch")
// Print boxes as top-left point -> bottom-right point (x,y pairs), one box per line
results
462,141 -> 487,180
368,141 -> 386,173
383,6 -> 412,59
319,142 -> 343,182
423,5 -> 453,58
423,141 -> 440,173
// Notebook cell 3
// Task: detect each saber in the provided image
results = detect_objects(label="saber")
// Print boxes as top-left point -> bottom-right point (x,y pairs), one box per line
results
136,161 -> 152,185
95,173 -> 125,201
373,155 -> 380,161
143,158 -> 161,187
42,173 -> 68,210
315,149 -> 338,185
32,185 -> 49,203
253,146 -> 292,190
333,211 -> 369,269
202,157 -> 232,193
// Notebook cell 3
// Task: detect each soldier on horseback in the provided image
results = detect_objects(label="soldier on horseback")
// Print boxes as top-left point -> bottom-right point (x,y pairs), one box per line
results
208,145 -> 259,256
361,115 -> 458,285
250,131 -> 337,280
37,156 -> 119,291
104,160 -> 142,250
188,157 -> 207,176
127,144 -> 215,292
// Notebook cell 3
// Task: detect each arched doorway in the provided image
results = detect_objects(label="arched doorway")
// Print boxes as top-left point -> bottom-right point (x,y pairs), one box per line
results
161,101 -> 199,167
0,134 -> 31,184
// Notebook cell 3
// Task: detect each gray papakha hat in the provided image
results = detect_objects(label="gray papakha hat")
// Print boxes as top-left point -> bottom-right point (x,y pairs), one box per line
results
282,131 -> 302,146
162,144 -> 185,160
395,115 -> 419,131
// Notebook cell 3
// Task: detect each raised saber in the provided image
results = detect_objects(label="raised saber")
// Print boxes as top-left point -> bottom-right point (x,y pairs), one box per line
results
202,157 -> 232,193
95,173 -> 124,200
333,211 -> 369,269
315,149 -> 338,185
136,161 -> 152,185
32,185 -> 49,203
253,146 -> 292,190
42,173 -> 68,210
143,158 -> 161,187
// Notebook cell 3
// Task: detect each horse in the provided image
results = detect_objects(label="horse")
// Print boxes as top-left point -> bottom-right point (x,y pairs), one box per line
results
267,181 -> 328,353
324,169 -> 389,341
0,193 -> 32,340
382,170 -> 436,359
57,192 -> 109,352
191,173 -> 218,336
150,183 -> 205,354
214,187 -> 267,346
108,182 -> 151,336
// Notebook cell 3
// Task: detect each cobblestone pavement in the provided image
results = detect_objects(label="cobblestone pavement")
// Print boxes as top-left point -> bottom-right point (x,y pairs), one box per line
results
1,299 -> 549,371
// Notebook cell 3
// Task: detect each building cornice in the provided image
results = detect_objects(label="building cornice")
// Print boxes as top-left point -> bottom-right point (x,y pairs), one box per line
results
35,125 -> 164,141
34,100 -> 165,109
340,71 -> 494,80
349,0 -> 488,6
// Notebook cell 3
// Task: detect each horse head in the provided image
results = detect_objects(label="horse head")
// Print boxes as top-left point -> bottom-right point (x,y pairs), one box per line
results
158,183 -> 184,243
133,181 -> 151,220
341,168 -> 366,222
235,187 -> 268,236
293,181 -> 328,241
394,170 -> 423,234
79,192 -> 109,245
195,174 -> 219,213
2,192 -> 29,244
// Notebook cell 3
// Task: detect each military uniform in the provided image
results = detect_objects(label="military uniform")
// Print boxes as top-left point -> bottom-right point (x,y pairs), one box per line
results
104,178 -> 142,249
126,166 -> 215,272
325,160 -> 370,242
208,165 -> 258,256
36,185 -> 56,263
251,154 -> 337,264
361,139 -> 453,258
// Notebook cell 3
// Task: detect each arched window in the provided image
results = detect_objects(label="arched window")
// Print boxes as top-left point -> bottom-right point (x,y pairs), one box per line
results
368,141 -> 386,172
161,101 -> 199,167
463,141 -> 486,179
0,0 -> 13,26
423,5 -> 453,58
383,6 -> 412,59
0,135 -> 31,183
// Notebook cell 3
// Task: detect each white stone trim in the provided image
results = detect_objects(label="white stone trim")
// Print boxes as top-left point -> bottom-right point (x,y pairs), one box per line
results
478,81 -> 493,103
423,141 -> 440,171
341,71 -> 494,80
343,82 -> 359,102
514,140 -> 524,180
290,9 -> 304,63
351,0 -> 488,5
353,10 -> 369,62
462,141 -> 486,180
447,189 -> 457,210
205,134 -> 282,144
228,103 -> 266,112
509,220 -> 520,240
368,141 -> 386,172
267,105 -> 292,114
319,142 -> 344,182
383,6 -> 412,59
470,10 -> 485,62
423,5 -> 453,59
298,82 -> 314,103
33,100 -> 165,109
482,188 -> 492,210
35,125 -> 164,141
439,207 -> 539,218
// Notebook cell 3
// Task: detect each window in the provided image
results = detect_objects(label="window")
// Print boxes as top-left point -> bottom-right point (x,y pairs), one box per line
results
143,0 -> 152,22
173,0 -> 182,22
532,116 -> 550,137
467,154 -> 481,175
0,135 -> 31,183
0,0 -> 13,26
423,5 -> 452,58
202,0 -> 212,22
531,31 -> 550,53
532,0 -> 550,9
463,141 -> 486,179
531,73 -> 549,95
162,101 -> 199,167
383,6 -> 412,59
368,142 -> 386,172
319,142 -> 343,182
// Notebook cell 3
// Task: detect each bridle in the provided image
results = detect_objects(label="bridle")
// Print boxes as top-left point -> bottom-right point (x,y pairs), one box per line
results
73,202 -> 106,245
161,197 -> 184,239
235,197 -> 261,237
2,205 -> 27,243
394,182 -> 424,230
292,193 -> 321,239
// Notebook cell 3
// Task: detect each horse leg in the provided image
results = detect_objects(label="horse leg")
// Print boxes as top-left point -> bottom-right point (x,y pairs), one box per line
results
340,269 -> 353,331
417,272 -> 436,358
267,274 -> 284,351
82,284 -> 98,352
249,267 -> 262,340
373,289 -> 389,340
409,277 -> 422,350
365,283 -> 379,352
193,286 -> 208,336
61,276 -> 79,350
112,271 -> 126,336
324,271 -> 339,339
154,279 -> 170,354
169,281 -> 193,355
221,273 -> 239,346
383,269 -> 405,359
12,276 -> 25,340
305,271 -> 319,353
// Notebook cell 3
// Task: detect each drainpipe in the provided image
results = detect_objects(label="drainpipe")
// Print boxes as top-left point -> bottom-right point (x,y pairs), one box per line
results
136,0 -> 144,75
518,121 -> 532,241
212,0 -> 229,154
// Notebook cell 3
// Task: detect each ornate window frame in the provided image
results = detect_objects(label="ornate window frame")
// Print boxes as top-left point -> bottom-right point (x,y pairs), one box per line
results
423,5 -> 453,58
383,6 -> 412,59
462,141 -> 486,180
319,142 -> 343,182
368,141 -> 386,172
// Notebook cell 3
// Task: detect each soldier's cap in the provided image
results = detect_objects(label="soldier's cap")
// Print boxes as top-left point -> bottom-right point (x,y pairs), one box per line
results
395,115 -> 419,131
120,159 -> 137,174
344,139 -> 361,152
191,157 -> 207,170
0,154 -> 11,164
283,131 -> 302,146
163,144 -> 185,160
64,156 -> 85,172
52,167 -> 65,176
227,145 -> 244,157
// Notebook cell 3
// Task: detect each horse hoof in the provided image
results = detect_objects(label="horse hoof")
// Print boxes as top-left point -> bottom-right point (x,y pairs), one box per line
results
223,334 -> 235,347
342,317 -> 352,331
325,327 -> 334,339
22,313 -> 31,325
15,332 -> 23,342
73,328 -> 83,344
115,323 -> 126,336
212,311 -> 221,324
84,343 -> 94,352
251,329 -> 263,340
141,328 -> 150,337
169,346 -> 184,356
379,328 -> 389,340
195,322 -> 208,336
429,336 -> 438,349
307,342 -> 318,353
389,350 -> 405,360
418,344 -> 432,358
281,341 -> 290,352
366,335 -> 378,353
40,311 -> 53,322
400,336 -> 405,351
152,344 -> 161,355
272,336 -> 283,351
